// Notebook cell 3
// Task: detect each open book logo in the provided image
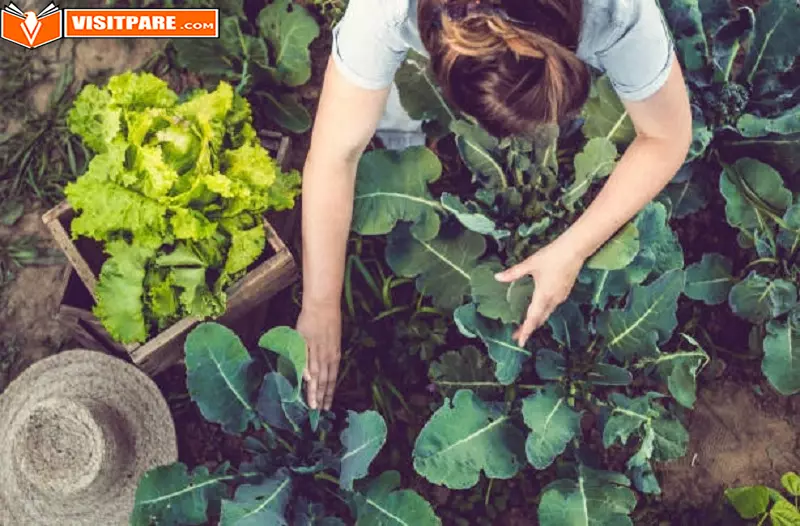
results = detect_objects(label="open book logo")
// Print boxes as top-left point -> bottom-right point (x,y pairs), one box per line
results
1,2 -> 62,48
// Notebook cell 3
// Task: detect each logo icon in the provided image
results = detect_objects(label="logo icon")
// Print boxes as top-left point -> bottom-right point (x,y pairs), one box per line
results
2,2 -> 62,49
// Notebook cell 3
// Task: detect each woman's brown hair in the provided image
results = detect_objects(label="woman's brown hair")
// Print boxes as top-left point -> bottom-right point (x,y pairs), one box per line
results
418,0 -> 590,138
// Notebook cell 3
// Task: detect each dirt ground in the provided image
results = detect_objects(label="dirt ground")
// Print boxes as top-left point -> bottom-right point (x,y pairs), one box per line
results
0,208 -> 71,391
659,381 -> 800,510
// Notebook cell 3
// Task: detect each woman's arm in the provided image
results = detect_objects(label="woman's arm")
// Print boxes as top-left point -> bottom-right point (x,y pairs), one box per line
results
496,55 -> 692,345
299,59 -> 390,410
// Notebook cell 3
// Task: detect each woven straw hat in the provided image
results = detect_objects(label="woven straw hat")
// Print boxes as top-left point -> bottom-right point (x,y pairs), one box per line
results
0,349 -> 178,526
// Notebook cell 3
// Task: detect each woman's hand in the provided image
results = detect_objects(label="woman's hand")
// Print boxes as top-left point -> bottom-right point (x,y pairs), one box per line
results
495,238 -> 586,347
296,303 -> 342,411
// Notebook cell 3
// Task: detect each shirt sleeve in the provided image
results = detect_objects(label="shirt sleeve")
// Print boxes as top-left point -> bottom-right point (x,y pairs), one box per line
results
597,0 -> 674,101
330,0 -> 410,90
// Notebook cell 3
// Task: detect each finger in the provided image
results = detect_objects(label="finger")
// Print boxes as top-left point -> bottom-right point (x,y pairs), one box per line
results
517,294 -> 551,346
323,358 -> 340,411
315,363 -> 330,413
307,349 -> 320,409
494,263 -> 528,283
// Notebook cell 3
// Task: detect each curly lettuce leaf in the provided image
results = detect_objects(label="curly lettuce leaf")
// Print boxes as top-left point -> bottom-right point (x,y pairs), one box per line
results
67,179 -> 169,248
94,241 -> 157,343
107,71 -> 178,110
171,208 -> 218,241
268,168 -> 301,211
223,223 -> 266,275
145,270 -> 180,329
171,267 -> 226,318
66,85 -> 121,153
134,145 -> 180,199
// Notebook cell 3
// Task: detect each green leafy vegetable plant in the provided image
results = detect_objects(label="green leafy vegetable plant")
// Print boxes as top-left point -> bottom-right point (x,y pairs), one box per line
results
131,322 -> 441,526
659,0 -> 800,395
349,48 -> 709,519
170,0 -> 320,133
65,72 -> 301,344
725,472 -> 800,525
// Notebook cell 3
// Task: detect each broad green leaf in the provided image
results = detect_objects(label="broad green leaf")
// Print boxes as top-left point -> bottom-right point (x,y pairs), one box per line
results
546,301 -> 589,349
413,390 -> 525,489
587,223 -> 640,271
220,469 -> 292,526
685,252 -> 735,305
256,372 -> 307,432
631,202 -> 684,276
725,486 -> 771,519
131,464 -> 227,526
257,0 -> 320,86
574,268 -> 634,310
562,137 -> 617,208
729,272 -> 798,324
582,76 -> 635,145
353,147 -> 442,240
587,363 -> 633,386
604,393 -> 689,469
387,225 -> 485,310
782,472 -> 800,497
640,335 -> 709,408
762,317 -> 800,395
450,120 -> 506,189
738,105 -> 800,137
355,471 -> 442,526
522,387 -> 582,469
185,322 -> 257,433
777,204 -> 800,253
259,326 -> 308,400
536,349 -> 566,381
712,7 -> 755,81
260,92 -> 311,133
395,51 -> 454,129
454,304 -> 532,385
660,0 -> 709,71
720,158 -> 792,233
429,346 -> 499,397
743,0 -> 800,81
597,270 -> 685,361
660,163 -> 709,219
629,461 -> 661,495
470,262 -> 533,324
771,499 -> 800,526
441,193 -> 510,239
538,465 -> 637,526
340,411 -> 388,491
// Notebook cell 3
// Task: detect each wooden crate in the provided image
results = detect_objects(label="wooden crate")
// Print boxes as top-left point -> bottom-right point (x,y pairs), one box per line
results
47,132 -> 298,376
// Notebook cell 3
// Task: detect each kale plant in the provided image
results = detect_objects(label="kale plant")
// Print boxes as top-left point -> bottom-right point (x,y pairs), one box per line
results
171,0 -> 320,133
131,322 -> 440,525
338,35 -> 722,517
660,0 -> 800,395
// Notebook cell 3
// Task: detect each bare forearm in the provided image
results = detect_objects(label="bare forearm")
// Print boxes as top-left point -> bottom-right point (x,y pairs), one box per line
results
300,155 -> 357,308
559,135 -> 689,259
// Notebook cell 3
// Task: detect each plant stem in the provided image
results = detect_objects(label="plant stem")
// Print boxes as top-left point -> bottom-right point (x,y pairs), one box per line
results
756,512 -> 768,526
485,479 -> 494,507
314,472 -> 341,486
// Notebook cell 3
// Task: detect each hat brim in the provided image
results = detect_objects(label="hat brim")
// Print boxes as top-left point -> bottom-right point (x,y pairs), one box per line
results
0,349 -> 178,526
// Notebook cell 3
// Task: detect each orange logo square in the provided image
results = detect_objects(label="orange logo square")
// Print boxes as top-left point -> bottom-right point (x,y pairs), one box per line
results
2,2 -> 63,49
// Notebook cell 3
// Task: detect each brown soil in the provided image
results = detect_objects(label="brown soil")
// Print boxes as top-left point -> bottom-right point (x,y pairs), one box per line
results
0,208 -> 71,390
659,381 -> 800,511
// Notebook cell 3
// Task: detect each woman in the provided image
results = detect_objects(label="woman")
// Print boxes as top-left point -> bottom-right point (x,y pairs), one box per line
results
298,0 -> 692,411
